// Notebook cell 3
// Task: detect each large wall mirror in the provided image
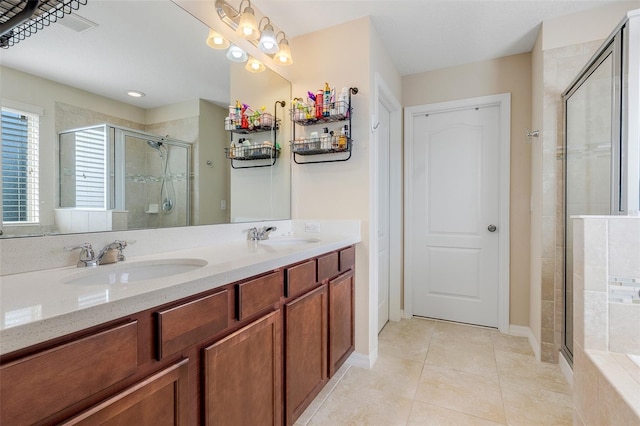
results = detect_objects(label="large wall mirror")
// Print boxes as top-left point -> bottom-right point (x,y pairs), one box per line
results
0,0 -> 291,238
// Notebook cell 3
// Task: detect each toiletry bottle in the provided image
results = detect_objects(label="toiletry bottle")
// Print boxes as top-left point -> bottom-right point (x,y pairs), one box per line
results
316,89 -> 323,119
235,100 -> 241,128
321,127 -> 330,150
323,82 -> 331,117
338,125 -> 348,150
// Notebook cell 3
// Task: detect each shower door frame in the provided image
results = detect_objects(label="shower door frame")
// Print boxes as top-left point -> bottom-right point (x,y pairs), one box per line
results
561,32 -> 624,364
113,127 -> 193,226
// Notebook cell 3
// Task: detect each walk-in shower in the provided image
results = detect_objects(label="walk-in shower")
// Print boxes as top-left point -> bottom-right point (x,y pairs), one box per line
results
58,124 -> 192,231
146,139 -> 175,214
562,11 -> 640,363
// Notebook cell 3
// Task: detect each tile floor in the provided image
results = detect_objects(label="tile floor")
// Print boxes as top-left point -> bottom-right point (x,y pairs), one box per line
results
296,317 -> 573,426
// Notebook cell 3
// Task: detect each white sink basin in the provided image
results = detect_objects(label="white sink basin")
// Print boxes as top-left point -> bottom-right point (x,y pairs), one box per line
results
64,258 -> 208,286
260,237 -> 321,246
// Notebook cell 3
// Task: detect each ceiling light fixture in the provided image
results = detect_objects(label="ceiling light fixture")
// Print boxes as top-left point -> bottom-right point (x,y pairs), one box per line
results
245,56 -> 265,73
226,44 -> 248,62
214,0 -> 293,68
257,17 -> 278,54
205,28 -> 230,50
127,90 -> 145,98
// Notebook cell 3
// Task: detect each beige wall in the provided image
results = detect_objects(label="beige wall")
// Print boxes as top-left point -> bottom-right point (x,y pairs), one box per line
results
290,17 -> 374,356
402,53 -> 533,327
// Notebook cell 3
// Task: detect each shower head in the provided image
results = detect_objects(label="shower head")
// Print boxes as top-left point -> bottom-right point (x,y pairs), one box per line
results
147,140 -> 163,150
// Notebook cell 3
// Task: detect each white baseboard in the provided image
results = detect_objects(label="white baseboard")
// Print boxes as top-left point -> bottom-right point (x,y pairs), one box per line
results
347,348 -> 378,369
559,351 -> 573,389
508,325 -> 541,361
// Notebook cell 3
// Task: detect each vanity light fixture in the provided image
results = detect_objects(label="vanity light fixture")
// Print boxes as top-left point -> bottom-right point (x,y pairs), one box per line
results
214,0 -> 293,66
226,44 -> 248,62
257,17 -> 279,54
127,90 -> 145,98
275,32 -> 293,66
205,28 -> 230,50
245,56 -> 265,73
236,0 -> 259,40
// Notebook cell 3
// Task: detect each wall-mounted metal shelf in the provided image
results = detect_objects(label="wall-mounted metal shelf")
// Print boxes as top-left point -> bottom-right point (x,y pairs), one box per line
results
225,100 -> 285,169
290,87 -> 357,165
225,146 -> 280,169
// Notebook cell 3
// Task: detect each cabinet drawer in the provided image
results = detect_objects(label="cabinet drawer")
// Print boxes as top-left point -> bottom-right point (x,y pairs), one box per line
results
339,246 -> 355,272
317,252 -> 339,283
285,259 -> 317,298
157,290 -> 230,359
0,321 -> 138,425
237,271 -> 282,321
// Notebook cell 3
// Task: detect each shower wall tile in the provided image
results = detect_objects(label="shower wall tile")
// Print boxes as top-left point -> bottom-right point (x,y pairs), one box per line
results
542,258 -> 555,301
573,275 -> 584,349
583,219 -> 608,292
608,303 -> 640,355
608,219 -> 640,278
573,345 -> 599,425
583,290 -> 608,351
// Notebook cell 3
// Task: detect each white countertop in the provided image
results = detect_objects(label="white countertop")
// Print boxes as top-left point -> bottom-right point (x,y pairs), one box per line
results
0,234 -> 359,355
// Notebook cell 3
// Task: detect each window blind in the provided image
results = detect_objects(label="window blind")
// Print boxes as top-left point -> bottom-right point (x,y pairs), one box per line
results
74,127 -> 106,208
1,108 -> 39,223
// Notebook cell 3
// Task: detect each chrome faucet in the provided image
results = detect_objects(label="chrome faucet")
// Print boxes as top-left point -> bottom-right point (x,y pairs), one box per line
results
64,243 -> 99,267
64,240 -> 134,267
247,226 -> 277,241
97,240 -> 131,265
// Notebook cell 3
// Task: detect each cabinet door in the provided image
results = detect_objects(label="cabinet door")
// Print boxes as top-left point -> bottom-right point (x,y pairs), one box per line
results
203,310 -> 282,426
62,358 -> 189,425
329,270 -> 355,377
284,284 -> 328,426
0,321 -> 138,425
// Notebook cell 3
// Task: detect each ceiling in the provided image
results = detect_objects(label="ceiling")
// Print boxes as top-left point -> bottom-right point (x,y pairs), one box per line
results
253,0 -> 636,75
0,0 -> 636,109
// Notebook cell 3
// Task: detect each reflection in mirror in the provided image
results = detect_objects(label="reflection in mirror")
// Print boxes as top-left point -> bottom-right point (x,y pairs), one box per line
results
0,0 -> 291,238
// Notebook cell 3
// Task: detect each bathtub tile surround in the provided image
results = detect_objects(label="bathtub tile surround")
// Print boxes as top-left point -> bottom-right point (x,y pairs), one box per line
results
295,318 -> 572,425
572,216 -> 640,424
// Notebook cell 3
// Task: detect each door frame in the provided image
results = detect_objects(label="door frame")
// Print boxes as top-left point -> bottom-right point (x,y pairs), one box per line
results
403,93 -> 511,333
369,73 -> 403,346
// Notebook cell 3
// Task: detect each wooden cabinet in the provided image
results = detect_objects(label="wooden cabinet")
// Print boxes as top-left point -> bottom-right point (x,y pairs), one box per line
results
329,269 -> 355,377
0,321 -> 138,425
284,284 -> 328,425
62,358 -> 189,425
0,245 -> 356,425
203,310 -> 282,426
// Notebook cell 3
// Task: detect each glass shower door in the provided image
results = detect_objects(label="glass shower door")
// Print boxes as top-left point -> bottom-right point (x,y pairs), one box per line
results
563,45 -> 618,359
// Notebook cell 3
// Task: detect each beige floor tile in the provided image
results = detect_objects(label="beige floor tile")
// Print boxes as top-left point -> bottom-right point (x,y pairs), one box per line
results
495,351 -> 572,395
414,365 -> 506,424
407,401 -> 506,425
378,318 -> 435,362
431,320 -> 497,348
332,355 -> 423,400
425,342 -> 498,378
501,378 -> 573,426
491,332 -> 535,356
296,363 -> 352,425
308,381 -> 413,426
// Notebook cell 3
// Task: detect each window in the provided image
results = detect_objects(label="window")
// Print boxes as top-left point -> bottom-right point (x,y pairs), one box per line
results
73,126 -> 106,208
1,107 -> 39,223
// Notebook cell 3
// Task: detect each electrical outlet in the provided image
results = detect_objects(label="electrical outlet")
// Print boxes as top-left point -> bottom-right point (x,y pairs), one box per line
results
220,200 -> 226,210
305,221 -> 321,233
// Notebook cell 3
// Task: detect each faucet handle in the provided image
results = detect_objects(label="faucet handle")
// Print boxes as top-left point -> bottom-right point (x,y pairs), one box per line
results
247,227 -> 259,241
64,243 -> 98,267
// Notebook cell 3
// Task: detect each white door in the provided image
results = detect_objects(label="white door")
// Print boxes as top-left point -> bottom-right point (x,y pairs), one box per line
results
410,104 -> 501,327
377,99 -> 391,332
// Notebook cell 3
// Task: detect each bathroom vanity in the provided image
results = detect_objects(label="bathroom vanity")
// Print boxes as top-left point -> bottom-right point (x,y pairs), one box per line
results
0,235 -> 357,426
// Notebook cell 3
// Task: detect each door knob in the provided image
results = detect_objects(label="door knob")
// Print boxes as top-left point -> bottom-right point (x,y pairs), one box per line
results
487,224 -> 497,232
